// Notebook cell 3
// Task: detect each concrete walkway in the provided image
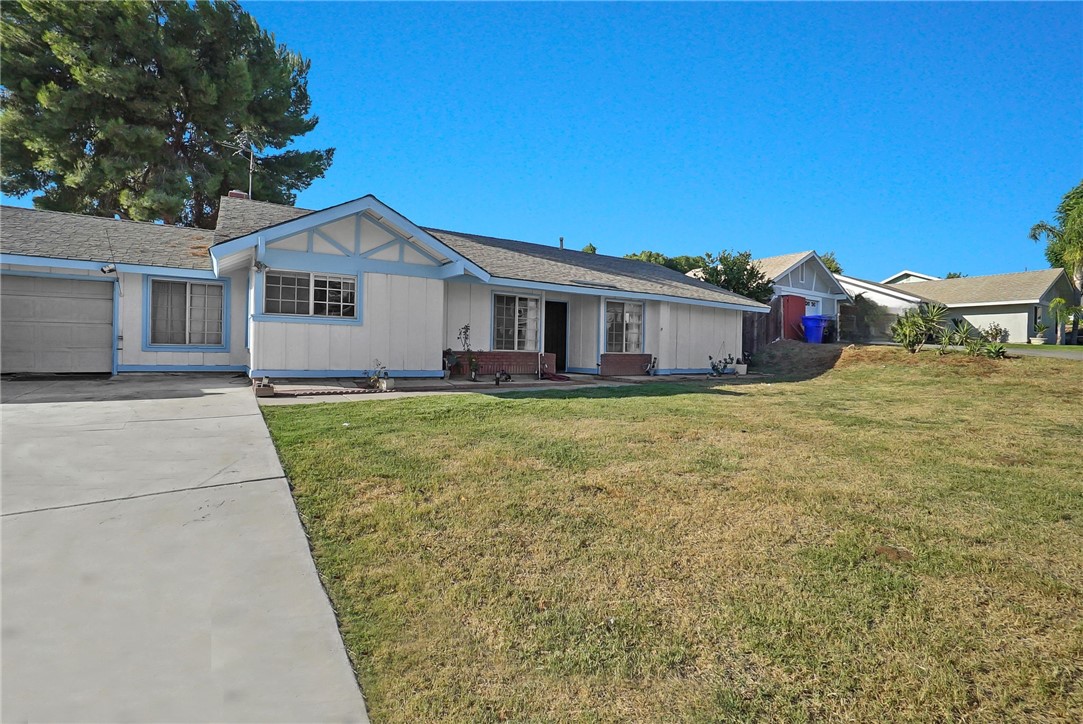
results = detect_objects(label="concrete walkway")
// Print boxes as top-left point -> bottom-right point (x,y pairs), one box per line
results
1007,345 -> 1083,361
1,374 -> 368,722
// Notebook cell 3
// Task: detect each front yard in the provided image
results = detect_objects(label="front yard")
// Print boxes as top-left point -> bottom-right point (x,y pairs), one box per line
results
263,347 -> 1082,722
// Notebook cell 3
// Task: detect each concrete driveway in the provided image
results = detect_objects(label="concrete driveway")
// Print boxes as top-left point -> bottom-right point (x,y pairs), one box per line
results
1,374 -> 368,722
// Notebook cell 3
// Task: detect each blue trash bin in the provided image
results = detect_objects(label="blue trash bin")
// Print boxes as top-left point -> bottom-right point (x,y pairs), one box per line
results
802,315 -> 826,344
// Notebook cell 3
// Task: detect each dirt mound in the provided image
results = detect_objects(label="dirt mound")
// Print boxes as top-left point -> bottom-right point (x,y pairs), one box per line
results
751,340 -> 850,378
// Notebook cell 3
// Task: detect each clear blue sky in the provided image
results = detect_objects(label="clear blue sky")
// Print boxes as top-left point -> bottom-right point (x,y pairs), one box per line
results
10,2 -> 1083,281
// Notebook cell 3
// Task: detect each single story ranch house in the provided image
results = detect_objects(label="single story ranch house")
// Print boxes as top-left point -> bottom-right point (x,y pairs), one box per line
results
836,268 -> 1078,343
0,194 -> 768,378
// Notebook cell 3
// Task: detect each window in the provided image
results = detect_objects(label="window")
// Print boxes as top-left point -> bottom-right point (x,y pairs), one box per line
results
264,271 -> 356,318
606,301 -> 643,353
493,294 -> 538,351
150,280 -> 224,346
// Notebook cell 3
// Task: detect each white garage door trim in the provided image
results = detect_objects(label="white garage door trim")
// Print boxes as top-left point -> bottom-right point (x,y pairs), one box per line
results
1,272 -> 116,374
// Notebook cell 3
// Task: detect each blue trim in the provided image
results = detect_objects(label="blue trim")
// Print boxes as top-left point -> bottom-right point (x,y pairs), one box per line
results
252,313 -> 363,326
313,228 -> 353,256
112,281 -> 120,376
485,275 -> 769,313
244,270 -> 251,350
248,368 -> 444,379
654,368 -> 713,375
117,364 -> 246,373
141,275 -> 231,353
359,238 -> 401,259
1,253 -> 215,278
567,366 -> 600,375
254,265 -> 364,325
259,248 -> 453,280
0,268 -> 114,283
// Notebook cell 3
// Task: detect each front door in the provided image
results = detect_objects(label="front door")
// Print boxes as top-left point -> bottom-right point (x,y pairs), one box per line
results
544,301 -> 568,371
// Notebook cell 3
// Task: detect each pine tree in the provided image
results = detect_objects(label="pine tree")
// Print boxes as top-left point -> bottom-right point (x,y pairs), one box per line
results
1,0 -> 333,228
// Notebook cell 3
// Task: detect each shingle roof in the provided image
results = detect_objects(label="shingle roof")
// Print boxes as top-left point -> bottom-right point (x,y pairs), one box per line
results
752,251 -> 814,281
213,195 -> 312,241
1,205 -> 214,270
835,274 -> 937,303
891,269 -> 1067,305
424,228 -> 768,308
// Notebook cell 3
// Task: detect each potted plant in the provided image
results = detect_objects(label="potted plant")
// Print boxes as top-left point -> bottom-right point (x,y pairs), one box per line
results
442,349 -> 458,379
733,357 -> 748,375
1031,320 -> 1049,345
468,352 -> 480,382
369,359 -> 394,391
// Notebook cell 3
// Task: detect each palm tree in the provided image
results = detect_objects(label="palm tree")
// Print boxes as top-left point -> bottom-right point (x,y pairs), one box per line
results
1030,180 -> 1083,295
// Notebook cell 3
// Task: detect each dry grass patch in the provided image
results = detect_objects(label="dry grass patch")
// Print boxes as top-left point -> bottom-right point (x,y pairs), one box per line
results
263,346 -> 1083,722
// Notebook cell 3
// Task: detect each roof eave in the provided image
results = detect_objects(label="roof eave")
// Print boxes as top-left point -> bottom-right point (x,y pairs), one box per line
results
484,275 -> 770,312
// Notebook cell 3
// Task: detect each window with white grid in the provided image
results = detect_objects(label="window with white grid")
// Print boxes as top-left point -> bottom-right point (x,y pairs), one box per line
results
150,280 -> 224,346
605,301 -> 643,353
264,271 -> 356,318
492,294 -> 538,351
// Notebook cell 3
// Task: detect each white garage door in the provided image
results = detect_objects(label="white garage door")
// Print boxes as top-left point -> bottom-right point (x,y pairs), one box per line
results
1,275 -> 114,374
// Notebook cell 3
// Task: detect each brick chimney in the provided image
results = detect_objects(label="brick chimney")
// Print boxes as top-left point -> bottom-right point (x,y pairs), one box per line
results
227,190 -> 249,199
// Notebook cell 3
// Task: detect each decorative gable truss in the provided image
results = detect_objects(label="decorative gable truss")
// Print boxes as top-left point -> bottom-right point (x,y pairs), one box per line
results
259,212 -> 448,276
209,195 -> 490,283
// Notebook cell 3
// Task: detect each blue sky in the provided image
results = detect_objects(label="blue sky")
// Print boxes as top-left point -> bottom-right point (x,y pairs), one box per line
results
9,2 -> 1083,281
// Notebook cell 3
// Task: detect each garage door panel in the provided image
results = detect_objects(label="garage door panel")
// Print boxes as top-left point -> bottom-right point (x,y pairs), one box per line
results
1,275 -> 114,374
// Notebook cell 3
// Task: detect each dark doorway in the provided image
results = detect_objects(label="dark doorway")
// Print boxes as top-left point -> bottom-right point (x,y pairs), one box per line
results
544,301 -> 568,371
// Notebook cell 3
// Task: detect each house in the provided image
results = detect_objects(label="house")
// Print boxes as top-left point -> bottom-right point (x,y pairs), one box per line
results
750,251 -> 852,341
0,194 -> 769,378
836,269 -> 1078,343
880,270 -> 940,285
834,274 -> 933,341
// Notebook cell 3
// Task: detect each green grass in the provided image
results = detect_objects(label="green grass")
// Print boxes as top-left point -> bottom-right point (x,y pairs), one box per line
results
263,347 -> 1083,722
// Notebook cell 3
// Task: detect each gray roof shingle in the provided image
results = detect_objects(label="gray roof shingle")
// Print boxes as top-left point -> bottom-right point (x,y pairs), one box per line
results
4,197 -> 768,308
213,196 -> 312,242
1,205 -> 214,270
424,228 -> 767,308
890,269 -> 1068,305
752,251 -> 814,281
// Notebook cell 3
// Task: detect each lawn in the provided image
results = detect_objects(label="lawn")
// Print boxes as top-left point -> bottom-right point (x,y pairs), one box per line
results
262,346 -> 1083,722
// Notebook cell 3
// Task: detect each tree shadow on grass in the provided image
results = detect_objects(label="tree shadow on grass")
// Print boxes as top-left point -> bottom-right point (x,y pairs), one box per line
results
488,381 -> 746,401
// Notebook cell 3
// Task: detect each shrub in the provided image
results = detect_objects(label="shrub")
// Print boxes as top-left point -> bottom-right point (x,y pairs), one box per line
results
985,342 -> 1007,359
891,304 -> 948,353
980,323 -> 1008,343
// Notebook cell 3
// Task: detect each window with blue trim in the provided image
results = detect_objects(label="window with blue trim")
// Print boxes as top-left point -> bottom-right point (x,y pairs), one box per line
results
151,280 -> 224,346
265,270 -> 356,318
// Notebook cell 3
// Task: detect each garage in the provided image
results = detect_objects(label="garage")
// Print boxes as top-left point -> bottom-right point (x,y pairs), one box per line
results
1,275 -> 114,374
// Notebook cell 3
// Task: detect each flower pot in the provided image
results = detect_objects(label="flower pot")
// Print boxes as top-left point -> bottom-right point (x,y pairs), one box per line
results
734,363 -> 748,375
1029,337 -> 1047,345
378,378 -> 395,391
443,370 -> 451,380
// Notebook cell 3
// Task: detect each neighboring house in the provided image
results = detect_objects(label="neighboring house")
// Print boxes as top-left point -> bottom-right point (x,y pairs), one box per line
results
886,270 -> 1077,343
880,270 -> 940,285
0,194 -> 768,377
836,269 -> 1078,343
834,274 -> 935,341
750,251 -> 852,341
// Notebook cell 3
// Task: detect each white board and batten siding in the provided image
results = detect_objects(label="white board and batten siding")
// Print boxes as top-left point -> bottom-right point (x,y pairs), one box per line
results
253,273 -> 444,374
654,303 -> 742,372
117,268 -> 249,369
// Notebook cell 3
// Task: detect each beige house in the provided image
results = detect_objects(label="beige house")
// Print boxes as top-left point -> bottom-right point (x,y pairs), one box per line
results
837,268 -> 1078,343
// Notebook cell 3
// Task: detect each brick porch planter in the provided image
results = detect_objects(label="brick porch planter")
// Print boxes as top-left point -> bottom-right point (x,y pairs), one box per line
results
599,353 -> 653,376
453,351 -> 556,377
